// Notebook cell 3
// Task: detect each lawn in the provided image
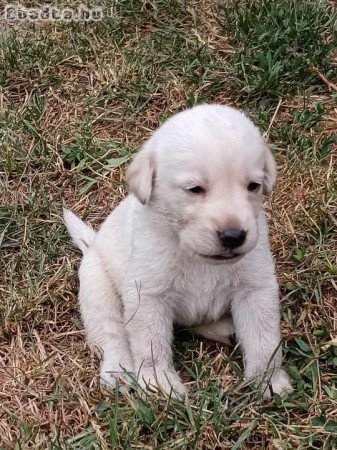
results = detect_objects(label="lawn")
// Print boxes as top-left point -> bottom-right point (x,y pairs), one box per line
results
1,0 -> 337,448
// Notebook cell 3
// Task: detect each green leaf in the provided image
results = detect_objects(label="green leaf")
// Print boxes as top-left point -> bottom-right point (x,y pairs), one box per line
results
96,400 -> 109,418
322,384 -> 337,399
318,135 -> 337,158
21,117 -> 39,136
324,421 -> 337,432
291,245 -> 306,263
135,400 -> 156,425
287,365 -> 302,381
311,416 -> 325,427
295,338 -> 311,354
310,417 -> 337,432
104,155 -> 130,168
232,424 -> 255,450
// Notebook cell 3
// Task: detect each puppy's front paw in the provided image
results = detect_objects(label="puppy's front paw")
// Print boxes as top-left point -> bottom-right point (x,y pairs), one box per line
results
100,355 -> 134,392
137,366 -> 187,399
261,368 -> 293,398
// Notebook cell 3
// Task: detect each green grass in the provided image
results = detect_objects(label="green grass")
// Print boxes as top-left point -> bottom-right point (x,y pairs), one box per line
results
221,0 -> 337,102
1,0 -> 337,448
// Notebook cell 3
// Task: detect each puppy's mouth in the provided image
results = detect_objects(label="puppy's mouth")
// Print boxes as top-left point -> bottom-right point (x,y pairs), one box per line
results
200,253 -> 240,261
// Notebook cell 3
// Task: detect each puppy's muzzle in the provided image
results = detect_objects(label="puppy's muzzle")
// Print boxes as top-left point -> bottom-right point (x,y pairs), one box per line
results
217,229 -> 246,249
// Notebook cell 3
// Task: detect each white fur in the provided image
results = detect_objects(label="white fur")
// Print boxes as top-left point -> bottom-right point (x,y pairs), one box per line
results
64,104 -> 292,398
63,208 -> 96,254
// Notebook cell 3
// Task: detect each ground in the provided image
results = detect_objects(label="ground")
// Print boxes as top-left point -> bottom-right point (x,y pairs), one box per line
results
0,0 -> 337,449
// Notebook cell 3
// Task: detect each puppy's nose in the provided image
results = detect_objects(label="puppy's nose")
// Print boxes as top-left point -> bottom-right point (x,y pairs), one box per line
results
218,229 -> 246,249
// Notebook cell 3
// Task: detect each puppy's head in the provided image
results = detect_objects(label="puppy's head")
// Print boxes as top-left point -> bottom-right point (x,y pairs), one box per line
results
127,104 -> 276,263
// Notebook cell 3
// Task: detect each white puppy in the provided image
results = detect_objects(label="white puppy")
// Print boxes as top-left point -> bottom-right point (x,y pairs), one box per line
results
64,104 -> 293,399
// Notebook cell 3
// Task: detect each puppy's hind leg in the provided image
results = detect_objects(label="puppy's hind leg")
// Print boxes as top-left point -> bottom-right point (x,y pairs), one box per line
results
79,250 -> 134,389
190,316 -> 235,345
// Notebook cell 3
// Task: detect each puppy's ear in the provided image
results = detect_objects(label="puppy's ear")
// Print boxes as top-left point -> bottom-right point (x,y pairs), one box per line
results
263,144 -> 277,194
126,140 -> 155,205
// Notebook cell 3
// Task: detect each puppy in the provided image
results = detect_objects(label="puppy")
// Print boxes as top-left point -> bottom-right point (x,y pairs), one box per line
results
64,104 -> 293,399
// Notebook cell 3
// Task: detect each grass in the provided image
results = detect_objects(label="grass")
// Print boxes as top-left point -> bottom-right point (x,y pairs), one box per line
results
0,0 -> 337,448
221,0 -> 337,101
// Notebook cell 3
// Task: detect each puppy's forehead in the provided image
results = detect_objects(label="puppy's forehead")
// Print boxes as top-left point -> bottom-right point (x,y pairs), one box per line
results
155,105 -> 265,169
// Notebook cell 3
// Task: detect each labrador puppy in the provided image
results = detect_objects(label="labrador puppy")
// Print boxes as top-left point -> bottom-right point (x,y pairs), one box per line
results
64,104 -> 293,399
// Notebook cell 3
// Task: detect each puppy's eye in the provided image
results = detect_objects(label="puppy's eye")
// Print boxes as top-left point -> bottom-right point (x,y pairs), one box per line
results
188,186 -> 205,194
247,182 -> 261,192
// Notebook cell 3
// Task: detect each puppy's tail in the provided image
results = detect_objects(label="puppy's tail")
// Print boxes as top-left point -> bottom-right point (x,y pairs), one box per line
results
63,208 -> 96,254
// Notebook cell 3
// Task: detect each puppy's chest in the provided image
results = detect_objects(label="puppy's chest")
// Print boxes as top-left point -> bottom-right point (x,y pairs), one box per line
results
171,269 -> 233,326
